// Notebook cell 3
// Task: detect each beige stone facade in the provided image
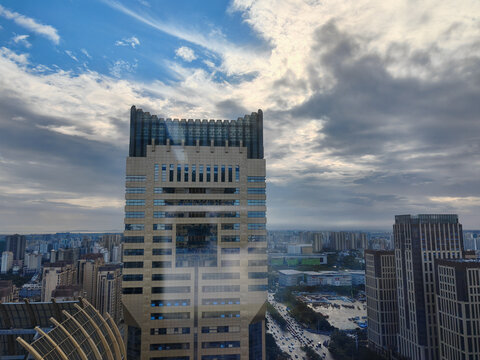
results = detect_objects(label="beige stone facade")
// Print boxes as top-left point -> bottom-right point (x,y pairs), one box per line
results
123,141 -> 267,359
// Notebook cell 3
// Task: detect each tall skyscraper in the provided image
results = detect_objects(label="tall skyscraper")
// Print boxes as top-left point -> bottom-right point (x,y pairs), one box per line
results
435,259 -> 480,359
365,250 -> 398,356
394,214 -> 463,360
5,234 -> 26,261
122,106 -> 267,359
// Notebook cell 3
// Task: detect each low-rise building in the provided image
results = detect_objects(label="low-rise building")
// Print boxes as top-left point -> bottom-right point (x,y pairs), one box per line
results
278,269 -> 304,286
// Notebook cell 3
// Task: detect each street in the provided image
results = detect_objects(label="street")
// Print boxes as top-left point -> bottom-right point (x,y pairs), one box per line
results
267,292 -> 334,360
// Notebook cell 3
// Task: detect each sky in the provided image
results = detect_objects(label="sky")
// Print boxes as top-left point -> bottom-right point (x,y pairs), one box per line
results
0,0 -> 479,233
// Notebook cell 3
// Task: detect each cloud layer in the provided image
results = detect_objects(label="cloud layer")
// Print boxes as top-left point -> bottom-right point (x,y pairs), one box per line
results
1,0 -> 480,232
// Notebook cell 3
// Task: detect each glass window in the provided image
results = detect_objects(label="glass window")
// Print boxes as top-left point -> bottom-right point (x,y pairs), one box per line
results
124,249 -> 144,256
177,165 -> 182,182
202,273 -> 240,280
248,211 -> 265,218
228,166 -> 233,182
126,187 -> 145,194
126,175 -> 146,182
248,235 -> 266,242
124,236 -> 144,243
161,164 -> 166,182
199,165 -> 204,182
207,165 -> 211,182
247,176 -> 265,182
154,212 -> 166,218
248,272 -> 268,279
248,187 -> 265,194
152,274 -> 190,281
202,285 -> 240,293
221,248 -> 240,254
248,247 -> 266,254
154,164 -> 159,181
150,300 -> 190,307
152,286 -> 190,293
123,274 -> 143,281
169,164 -> 174,181
222,224 -> 240,230
221,236 -> 240,243
153,225 -> 172,231
248,285 -> 267,291
192,165 -> 196,182
214,165 -> 218,182
153,236 -> 172,242
152,261 -> 172,268
248,223 -> 266,230
247,199 -> 266,206
126,199 -> 145,206
152,248 -> 172,255
154,200 -> 166,206
150,312 -> 190,320
184,164 -> 189,182
154,187 -> 163,194
235,166 -> 240,182
221,165 -> 225,182
126,211 -> 145,218
123,287 -> 143,294
125,224 -> 145,231
221,260 -> 240,267
123,262 -> 143,268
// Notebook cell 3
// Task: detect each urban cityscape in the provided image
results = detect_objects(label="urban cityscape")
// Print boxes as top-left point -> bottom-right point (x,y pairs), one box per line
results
1,1 -> 479,360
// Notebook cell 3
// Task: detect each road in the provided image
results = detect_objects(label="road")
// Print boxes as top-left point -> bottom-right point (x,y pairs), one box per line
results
267,292 -> 334,360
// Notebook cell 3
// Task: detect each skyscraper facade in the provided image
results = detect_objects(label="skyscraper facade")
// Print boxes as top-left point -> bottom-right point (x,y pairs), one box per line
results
365,250 -> 398,356
394,214 -> 463,360
435,259 -> 480,360
5,234 -> 26,261
122,106 -> 267,360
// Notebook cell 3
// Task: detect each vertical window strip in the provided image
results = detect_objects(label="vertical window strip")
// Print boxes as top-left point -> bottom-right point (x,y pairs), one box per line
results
154,164 -> 159,181
235,165 -> 240,182
161,164 -> 166,182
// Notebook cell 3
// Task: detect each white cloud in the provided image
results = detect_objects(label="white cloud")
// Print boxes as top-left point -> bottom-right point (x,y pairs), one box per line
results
80,48 -> 91,59
115,36 -> 140,48
0,5 -> 60,44
65,50 -> 78,62
175,46 -> 197,62
12,34 -> 31,48
109,59 -> 138,78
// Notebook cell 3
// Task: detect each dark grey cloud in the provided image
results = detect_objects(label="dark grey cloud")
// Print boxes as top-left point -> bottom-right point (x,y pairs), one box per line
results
264,21 -> 480,229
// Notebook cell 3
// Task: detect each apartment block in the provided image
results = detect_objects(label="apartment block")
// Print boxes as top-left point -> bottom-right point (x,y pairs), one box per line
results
436,259 -> 480,360
122,106 -> 267,359
394,214 -> 463,360
365,250 -> 398,356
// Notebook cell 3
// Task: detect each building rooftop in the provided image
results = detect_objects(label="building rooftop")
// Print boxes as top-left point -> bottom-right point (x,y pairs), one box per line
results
129,106 -> 264,159
278,270 -> 303,275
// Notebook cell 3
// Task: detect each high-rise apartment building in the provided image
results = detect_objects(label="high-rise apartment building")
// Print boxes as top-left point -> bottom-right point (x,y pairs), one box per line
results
97,264 -> 123,323
435,259 -> 480,360
1,252 -> 13,274
365,250 -> 398,356
394,214 -> 463,360
76,253 -> 105,306
122,106 -> 267,359
41,262 -> 77,301
5,234 -> 26,261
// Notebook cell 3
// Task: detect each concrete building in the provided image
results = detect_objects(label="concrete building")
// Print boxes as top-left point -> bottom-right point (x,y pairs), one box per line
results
122,106 -> 267,359
287,244 -> 313,255
51,284 -> 85,300
0,280 -> 13,302
278,269 -> 303,286
5,234 -> 26,261
24,252 -> 42,273
41,262 -> 76,301
365,250 -> 398,357
312,233 -> 326,252
76,253 -> 105,306
1,251 -> 13,273
435,259 -> 480,360
394,214 -> 463,360
329,232 -> 367,251
303,271 -> 351,286
345,270 -> 365,285
96,264 -> 123,323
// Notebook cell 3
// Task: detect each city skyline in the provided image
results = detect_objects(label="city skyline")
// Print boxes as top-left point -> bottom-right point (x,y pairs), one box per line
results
1,1 -> 480,232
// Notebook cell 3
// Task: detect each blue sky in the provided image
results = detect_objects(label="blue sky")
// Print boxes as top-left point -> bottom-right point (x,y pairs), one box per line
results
0,0 -> 479,232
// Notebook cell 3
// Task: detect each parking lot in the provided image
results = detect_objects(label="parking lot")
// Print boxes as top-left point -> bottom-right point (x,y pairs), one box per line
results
267,292 -> 333,360
300,294 -> 367,330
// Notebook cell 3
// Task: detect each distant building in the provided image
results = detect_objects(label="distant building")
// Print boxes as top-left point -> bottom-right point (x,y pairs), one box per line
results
303,271 -> 352,286
312,233 -> 326,252
0,280 -> 13,302
76,253 -> 105,306
345,270 -> 365,285
365,250 -> 398,357
5,234 -> 26,261
96,264 -> 123,323
1,252 -> 13,273
278,269 -> 304,286
41,262 -> 76,301
329,232 -> 367,251
24,252 -> 42,273
287,244 -> 313,254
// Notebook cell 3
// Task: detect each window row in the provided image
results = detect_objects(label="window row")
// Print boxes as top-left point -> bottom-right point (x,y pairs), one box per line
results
159,164 -> 240,183
126,224 -> 265,231
151,299 -> 190,307
155,187 -> 239,194
154,199 -> 240,206
124,259 -> 267,269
